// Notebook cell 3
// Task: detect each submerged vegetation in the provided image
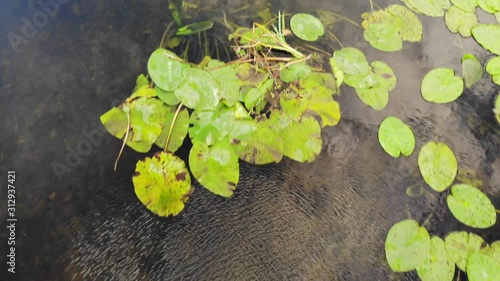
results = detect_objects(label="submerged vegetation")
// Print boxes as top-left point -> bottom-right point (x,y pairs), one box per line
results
100,0 -> 500,279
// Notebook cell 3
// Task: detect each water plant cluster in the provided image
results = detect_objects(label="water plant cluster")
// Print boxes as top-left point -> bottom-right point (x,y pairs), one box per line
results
100,0 -> 500,279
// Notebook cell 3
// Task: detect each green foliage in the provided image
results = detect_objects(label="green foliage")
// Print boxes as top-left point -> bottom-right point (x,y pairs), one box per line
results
478,0 -> 500,13
416,236 -> 455,281
471,24 -> 500,55
467,254 -> 500,281
290,13 -> 325,42
462,54 -> 483,88
421,68 -> 464,103
418,141 -> 458,192
451,0 -> 478,12
447,184 -> 497,228
385,219 -> 431,272
486,56 -> 500,85
401,0 -> 451,17
444,5 -> 478,37
495,94 -> 500,124
445,231 -> 486,271
378,116 -> 415,158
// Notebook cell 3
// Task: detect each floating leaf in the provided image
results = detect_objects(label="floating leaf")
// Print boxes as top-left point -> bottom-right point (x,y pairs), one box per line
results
477,0 -> 500,13
134,74 -> 150,92
355,82 -> 390,110
495,95 -> 500,124
230,118 -> 283,164
148,48 -> 189,91
385,219 -> 431,272
270,112 -> 322,163
244,79 -> 273,111
174,68 -> 221,111
447,184 -> 497,228
127,86 -> 157,102
333,47 -> 370,76
445,231 -> 485,271
486,56 -> 500,85
401,0 -> 451,17
421,68 -> 464,103
329,58 -> 344,89
462,54 -> 483,88
444,5 -> 479,37
471,24 -> 500,55
189,141 -> 239,198
155,107 -> 189,153
280,63 -> 312,83
100,107 -> 128,138
235,63 -> 269,88
155,87 -> 180,106
189,105 -> 235,146
372,61 -> 398,91
364,22 -> 403,52
290,13 -> 325,42
127,98 -> 167,153
378,116 -> 416,158
467,254 -> 500,281
496,12 -> 500,23
133,151 -> 193,217
418,141 -> 457,192
451,0 -> 478,12
417,236 -> 455,281
207,60 -> 240,106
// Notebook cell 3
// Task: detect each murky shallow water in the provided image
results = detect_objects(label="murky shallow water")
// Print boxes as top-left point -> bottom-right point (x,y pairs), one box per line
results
0,0 -> 499,280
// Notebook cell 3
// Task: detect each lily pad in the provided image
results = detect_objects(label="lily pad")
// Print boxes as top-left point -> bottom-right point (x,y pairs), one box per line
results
385,219 -> 431,272
280,63 -> 312,83
444,5 -> 479,37
495,95 -> 500,124
401,0 -> 451,17
155,87 -> 180,106
462,54 -> 483,88
148,48 -> 189,91
447,184 -> 497,228
451,0 -> 478,12
100,107 -> 128,139
355,82 -> 390,110
445,231 -> 485,271
189,105 -> 235,146
378,116 -> 416,158
486,56 -> 500,85
133,74 -> 150,92
364,22 -> 403,52
155,107 -> 189,153
418,141 -> 457,192
478,0 -> 500,13
132,151 -> 193,217
189,141 -> 239,198
416,236 -> 455,281
421,68 -> 464,103
174,67 -> 221,111
127,98 -> 167,153
207,60 -> 240,106
290,13 -> 325,42
332,47 -> 370,76
467,254 -> 500,281
471,24 -> 500,55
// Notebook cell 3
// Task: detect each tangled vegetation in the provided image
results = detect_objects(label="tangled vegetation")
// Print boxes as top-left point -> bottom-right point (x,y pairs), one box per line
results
100,0 -> 500,280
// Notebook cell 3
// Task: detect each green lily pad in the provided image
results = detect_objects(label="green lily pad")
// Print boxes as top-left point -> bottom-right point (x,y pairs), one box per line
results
189,141 -> 239,198
489,241 -> 500,261
333,47 -> 370,76
355,82 -> 390,110
417,236 -> 455,281
378,116 -> 416,158
364,22 -> 403,52
418,141 -> 457,192
472,24 -> 500,55
421,68 -> 464,103
451,0 -> 478,12
127,86 -> 157,103
387,4 -> 423,41
462,54 -> 483,88
447,184 -> 497,228
401,0 -> 451,17
445,5 -> 479,37
132,151 -> 193,217
189,105 -> 235,146
385,219 -> 431,272
133,74 -> 150,92
174,67 -> 221,111
496,12 -> 500,23
280,63 -> 312,83
100,107 -> 128,139
478,0 -> 500,13
290,13 -> 325,42
155,107 -> 189,153
270,112 -> 322,163
148,48 -> 189,91
329,58 -> 344,89
155,87 -> 180,106
495,95 -> 500,124
244,79 -> 273,111
445,231 -> 486,271
467,254 -> 500,281
207,60 -> 240,106
229,118 -> 283,164
486,56 -> 500,86
127,98 -> 167,153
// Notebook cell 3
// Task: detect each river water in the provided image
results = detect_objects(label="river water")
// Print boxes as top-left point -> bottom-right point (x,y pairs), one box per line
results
0,0 -> 499,280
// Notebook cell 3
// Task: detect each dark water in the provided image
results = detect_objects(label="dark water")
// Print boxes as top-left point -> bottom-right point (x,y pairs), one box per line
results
0,0 -> 499,280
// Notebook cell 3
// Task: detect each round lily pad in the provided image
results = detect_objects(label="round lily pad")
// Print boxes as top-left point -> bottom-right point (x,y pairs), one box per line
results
467,254 -> 500,281
133,151 -> 193,217
421,68 -> 464,103
486,56 -> 500,75
333,47 -> 370,76
189,105 -> 235,146
472,24 -> 500,55
355,84 -> 389,110
418,141 -> 457,192
148,48 -> 189,91
378,116 -> 415,158
495,95 -> 500,124
189,141 -> 239,198
445,231 -> 485,272
174,68 -> 221,111
447,184 -> 497,228
363,22 -> 403,52
445,5 -> 479,37
416,236 -> 455,281
478,0 -> 500,13
290,13 -> 325,42
385,219 -> 431,272
462,54 -> 483,88
401,0 -> 451,17
451,0 -> 478,12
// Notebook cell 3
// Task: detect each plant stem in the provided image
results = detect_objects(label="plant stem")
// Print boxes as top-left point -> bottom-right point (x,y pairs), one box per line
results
164,103 -> 184,152
159,21 -> 175,49
114,106 -> 131,171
